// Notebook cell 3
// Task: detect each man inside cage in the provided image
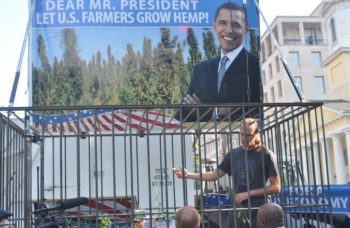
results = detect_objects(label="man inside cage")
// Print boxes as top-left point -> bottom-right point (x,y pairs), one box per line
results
175,1 -> 262,122
173,118 -> 281,227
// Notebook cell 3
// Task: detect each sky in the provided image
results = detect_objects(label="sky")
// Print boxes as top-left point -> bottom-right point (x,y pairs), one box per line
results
0,0 -> 323,108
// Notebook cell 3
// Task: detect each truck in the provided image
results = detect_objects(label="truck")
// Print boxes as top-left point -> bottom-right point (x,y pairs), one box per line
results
29,109 -> 195,226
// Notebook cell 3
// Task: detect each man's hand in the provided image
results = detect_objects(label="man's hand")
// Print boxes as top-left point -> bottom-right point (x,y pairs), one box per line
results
183,94 -> 201,104
172,167 -> 188,178
235,192 -> 249,205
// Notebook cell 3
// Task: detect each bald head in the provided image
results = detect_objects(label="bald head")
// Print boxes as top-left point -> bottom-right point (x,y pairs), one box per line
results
0,209 -> 12,228
257,203 -> 284,228
175,206 -> 201,228
0,218 -> 11,228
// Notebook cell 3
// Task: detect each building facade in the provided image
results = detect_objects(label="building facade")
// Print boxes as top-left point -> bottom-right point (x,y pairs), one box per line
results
261,0 -> 350,184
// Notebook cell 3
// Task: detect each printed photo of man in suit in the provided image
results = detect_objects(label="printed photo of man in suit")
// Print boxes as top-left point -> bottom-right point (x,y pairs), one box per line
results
177,1 -> 262,122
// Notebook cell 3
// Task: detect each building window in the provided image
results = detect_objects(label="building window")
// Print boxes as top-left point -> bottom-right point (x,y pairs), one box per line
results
264,92 -> 268,102
275,56 -> 280,72
344,149 -> 349,166
311,52 -> 321,68
267,38 -> 272,56
313,76 -> 325,93
261,43 -> 266,62
277,80 -> 283,97
294,76 -> 303,92
270,86 -> 275,102
304,28 -> 317,45
289,52 -> 300,68
269,64 -> 273,79
330,18 -> 337,42
262,70 -> 266,86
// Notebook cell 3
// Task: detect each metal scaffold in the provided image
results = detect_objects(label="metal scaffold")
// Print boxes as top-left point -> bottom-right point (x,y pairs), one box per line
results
1,102 -> 345,228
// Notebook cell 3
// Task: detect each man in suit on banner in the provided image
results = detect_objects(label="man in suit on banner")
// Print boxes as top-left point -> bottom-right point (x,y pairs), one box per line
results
177,2 -> 262,122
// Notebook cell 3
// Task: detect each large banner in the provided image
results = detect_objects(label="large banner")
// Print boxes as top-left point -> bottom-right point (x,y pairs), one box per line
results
31,0 -> 260,106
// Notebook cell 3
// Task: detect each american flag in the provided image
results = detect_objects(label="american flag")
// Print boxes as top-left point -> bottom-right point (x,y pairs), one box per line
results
43,198 -> 136,222
31,109 -> 183,135
66,198 -> 135,221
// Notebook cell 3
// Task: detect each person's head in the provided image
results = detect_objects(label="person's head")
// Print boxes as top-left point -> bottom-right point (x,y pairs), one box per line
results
240,118 -> 261,150
257,203 -> 284,228
175,206 -> 201,228
0,219 -> 11,228
0,209 -> 13,228
213,2 -> 248,54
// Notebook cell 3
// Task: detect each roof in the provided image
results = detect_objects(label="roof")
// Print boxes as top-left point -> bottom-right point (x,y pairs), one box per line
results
322,100 -> 350,113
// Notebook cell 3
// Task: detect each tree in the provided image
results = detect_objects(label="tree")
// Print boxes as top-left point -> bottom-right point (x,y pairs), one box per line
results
173,43 -> 189,103
33,35 -> 51,106
119,43 -> 143,104
186,28 -> 202,71
203,29 -> 218,59
160,28 -> 177,49
140,38 -> 153,81
37,35 -> 50,73
59,28 -> 84,105
151,28 -> 181,104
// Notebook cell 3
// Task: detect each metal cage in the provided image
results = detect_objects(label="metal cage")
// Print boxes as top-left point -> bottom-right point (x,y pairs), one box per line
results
0,102 -> 342,227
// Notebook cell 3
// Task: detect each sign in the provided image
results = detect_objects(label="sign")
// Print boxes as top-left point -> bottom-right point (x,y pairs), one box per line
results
31,0 -> 260,106
34,0 -> 212,28
203,185 -> 350,214
273,185 -> 350,214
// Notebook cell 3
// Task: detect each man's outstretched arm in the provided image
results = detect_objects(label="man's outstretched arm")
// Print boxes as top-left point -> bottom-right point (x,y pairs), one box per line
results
172,167 -> 226,181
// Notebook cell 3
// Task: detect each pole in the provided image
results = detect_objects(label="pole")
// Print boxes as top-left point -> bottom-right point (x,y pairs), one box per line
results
8,0 -> 36,107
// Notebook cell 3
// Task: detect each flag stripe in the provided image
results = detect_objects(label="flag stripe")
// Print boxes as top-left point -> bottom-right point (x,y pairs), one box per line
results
125,112 -> 179,129
80,119 -> 91,132
96,117 -> 111,131
111,113 -> 147,132
66,121 -> 75,132
86,117 -> 99,131
52,123 -> 58,132
101,114 -> 125,131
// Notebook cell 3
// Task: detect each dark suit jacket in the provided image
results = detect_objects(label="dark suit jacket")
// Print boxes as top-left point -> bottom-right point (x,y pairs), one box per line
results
176,48 -> 262,122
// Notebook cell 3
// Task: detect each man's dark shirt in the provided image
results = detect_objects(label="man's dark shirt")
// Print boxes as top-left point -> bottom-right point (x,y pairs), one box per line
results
218,146 -> 279,206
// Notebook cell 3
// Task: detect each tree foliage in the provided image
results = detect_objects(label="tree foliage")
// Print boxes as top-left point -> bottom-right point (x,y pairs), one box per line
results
32,27 -> 220,106
186,28 -> 202,72
203,29 -> 218,59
